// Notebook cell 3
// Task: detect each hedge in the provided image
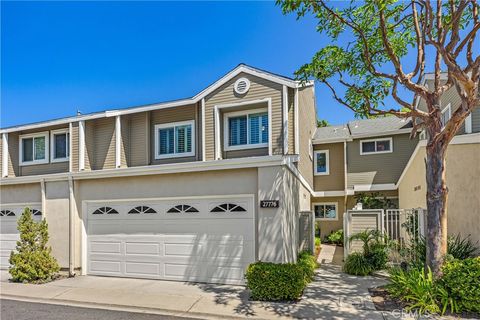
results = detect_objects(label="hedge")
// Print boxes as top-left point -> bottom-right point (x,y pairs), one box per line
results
245,251 -> 317,301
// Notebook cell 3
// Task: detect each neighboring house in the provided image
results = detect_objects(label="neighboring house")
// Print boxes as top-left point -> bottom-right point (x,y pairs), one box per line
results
0,64 -> 317,285
398,74 -> 480,245
311,117 -> 419,237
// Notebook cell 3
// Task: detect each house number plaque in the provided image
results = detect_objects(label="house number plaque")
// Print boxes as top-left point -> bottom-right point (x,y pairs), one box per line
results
260,200 -> 279,208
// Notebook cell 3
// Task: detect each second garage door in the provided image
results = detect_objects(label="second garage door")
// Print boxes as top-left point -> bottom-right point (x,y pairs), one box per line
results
86,195 -> 255,285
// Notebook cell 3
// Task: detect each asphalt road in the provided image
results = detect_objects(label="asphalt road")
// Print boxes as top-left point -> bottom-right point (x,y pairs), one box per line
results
0,299 -> 199,320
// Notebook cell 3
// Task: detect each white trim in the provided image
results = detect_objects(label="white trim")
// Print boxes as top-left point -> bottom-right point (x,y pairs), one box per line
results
294,88 -> 299,154
268,99 -> 273,156
282,85 -> 288,154
79,120 -> 85,171
68,177 -> 75,276
115,116 -> 121,168
312,137 -> 352,144
465,113 -> 472,133
343,140 -> 348,195
201,98 -> 206,161
360,137 -> 393,155
40,179 -> 46,219
312,202 -> 339,221
68,123 -> 73,172
2,133 -> 8,177
353,183 -> 397,192
314,150 -> 330,175
50,128 -> 70,163
153,120 -> 196,160
0,155 -> 290,185
309,139 -> 313,160
223,107 -> 269,151
312,190 -> 345,197
19,131 -> 50,166
441,103 -> 451,128
214,106 -> 221,160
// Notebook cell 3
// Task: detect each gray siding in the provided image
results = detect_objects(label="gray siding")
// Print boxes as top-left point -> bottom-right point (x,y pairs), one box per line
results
313,142 -> 344,191
347,133 -> 418,187
124,112 -> 149,167
85,118 -> 116,170
71,122 -> 79,172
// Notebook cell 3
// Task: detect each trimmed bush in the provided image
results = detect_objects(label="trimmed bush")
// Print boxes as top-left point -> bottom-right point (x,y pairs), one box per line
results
441,257 -> 480,313
343,252 -> 372,276
9,208 -> 60,283
365,245 -> 389,271
298,251 -> 317,283
326,229 -> 343,245
245,262 -> 306,301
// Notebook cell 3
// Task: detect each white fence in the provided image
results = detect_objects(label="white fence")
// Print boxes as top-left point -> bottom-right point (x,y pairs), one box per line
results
344,208 -> 426,260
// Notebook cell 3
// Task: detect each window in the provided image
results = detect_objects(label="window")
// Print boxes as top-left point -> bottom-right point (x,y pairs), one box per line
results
314,150 -> 329,175
167,205 -> 199,213
441,104 -> 451,128
154,121 -> 195,159
313,203 -> 338,220
0,210 -> 15,217
51,129 -> 69,162
211,203 -> 247,213
224,109 -> 269,151
92,207 -> 119,215
360,137 -> 393,155
19,132 -> 49,165
128,206 -> 156,214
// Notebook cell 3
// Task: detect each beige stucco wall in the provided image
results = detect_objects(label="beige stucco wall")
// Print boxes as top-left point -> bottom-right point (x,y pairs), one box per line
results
311,196 -> 345,239
399,142 -> 480,244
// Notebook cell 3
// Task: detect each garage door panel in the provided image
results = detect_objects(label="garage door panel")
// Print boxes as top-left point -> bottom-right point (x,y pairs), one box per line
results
86,196 -> 255,285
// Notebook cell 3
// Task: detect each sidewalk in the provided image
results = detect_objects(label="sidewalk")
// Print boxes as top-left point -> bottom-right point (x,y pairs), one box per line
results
0,248 -> 389,319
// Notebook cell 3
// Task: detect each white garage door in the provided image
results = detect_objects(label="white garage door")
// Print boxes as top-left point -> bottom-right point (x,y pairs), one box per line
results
86,195 -> 255,285
0,204 -> 42,269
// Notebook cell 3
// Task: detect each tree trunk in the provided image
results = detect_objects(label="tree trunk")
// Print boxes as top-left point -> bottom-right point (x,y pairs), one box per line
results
425,135 -> 448,277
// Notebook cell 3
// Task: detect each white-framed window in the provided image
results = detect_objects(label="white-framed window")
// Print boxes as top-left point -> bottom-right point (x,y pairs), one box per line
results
154,120 -> 195,159
313,202 -> 338,220
223,108 -> 269,151
50,129 -> 69,162
360,137 -> 393,155
19,132 -> 49,166
314,150 -> 329,175
441,103 -> 451,128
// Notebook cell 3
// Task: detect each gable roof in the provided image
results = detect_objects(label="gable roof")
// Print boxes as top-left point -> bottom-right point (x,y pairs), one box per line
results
313,116 -> 414,143
1,64 -> 312,133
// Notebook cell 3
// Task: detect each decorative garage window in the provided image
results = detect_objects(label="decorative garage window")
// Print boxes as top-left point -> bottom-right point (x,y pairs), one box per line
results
0,210 -> 15,217
128,206 -> 156,214
210,203 -> 246,213
167,205 -> 199,213
32,209 -> 42,216
92,207 -> 119,215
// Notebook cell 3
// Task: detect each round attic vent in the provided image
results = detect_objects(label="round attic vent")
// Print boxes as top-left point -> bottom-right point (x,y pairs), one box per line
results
234,78 -> 250,95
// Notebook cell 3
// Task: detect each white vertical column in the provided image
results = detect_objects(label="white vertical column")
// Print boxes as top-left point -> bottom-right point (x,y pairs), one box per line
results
465,113 -> 472,134
2,133 -> 8,177
294,88 -> 299,155
282,85 -> 289,154
115,115 -> 121,168
214,106 -> 221,160
68,123 -> 73,172
268,98 -> 273,156
201,98 -> 206,161
40,179 -> 46,219
79,120 -> 85,171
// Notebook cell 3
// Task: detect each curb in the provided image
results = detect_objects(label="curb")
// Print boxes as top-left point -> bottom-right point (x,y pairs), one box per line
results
0,294 -> 253,320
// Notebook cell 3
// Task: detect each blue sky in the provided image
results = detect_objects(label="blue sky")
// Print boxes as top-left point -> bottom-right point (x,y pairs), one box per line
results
2,1 -> 357,128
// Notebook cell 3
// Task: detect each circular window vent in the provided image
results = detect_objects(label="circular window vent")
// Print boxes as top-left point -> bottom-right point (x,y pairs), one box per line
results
234,78 -> 250,95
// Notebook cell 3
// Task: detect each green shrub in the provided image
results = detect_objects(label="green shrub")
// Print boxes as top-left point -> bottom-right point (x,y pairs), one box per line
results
9,208 -> 60,283
343,252 -> 372,276
298,251 -> 317,283
326,229 -> 343,245
315,236 -> 321,247
245,262 -> 306,301
441,257 -> 480,313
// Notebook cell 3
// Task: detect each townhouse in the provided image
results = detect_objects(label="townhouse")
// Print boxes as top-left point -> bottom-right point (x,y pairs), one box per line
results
0,64 -> 317,285
311,117 -> 419,237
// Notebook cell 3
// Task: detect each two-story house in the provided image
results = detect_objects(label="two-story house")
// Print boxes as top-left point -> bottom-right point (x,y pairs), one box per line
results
398,73 -> 480,244
0,64 -> 317,285
311,117 -> 419,237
